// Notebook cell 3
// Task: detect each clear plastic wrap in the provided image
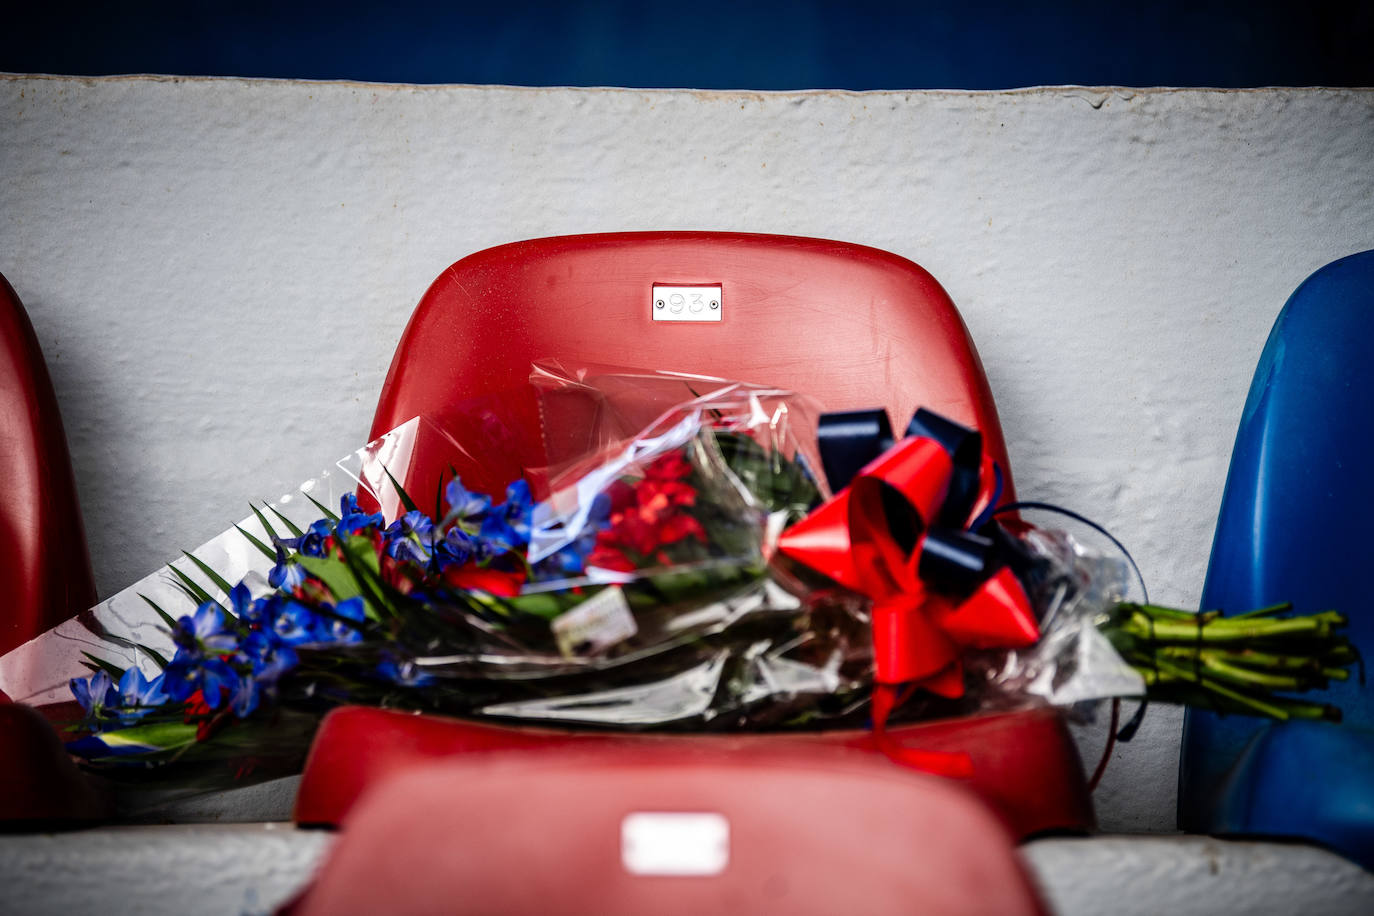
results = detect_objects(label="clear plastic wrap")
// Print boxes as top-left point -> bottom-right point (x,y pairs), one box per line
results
966,526 -> 1146,711
5,365 -> 1159,791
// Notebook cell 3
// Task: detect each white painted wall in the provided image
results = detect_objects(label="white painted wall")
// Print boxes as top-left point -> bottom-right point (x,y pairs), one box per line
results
3,77 -> 1373,832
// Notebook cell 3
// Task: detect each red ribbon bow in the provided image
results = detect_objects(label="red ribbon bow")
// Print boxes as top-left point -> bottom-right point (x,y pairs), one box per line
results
779,427 -> 1040,776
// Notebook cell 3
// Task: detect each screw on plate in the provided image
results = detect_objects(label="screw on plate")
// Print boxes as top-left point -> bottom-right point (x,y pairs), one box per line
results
655,299 -> 665,309
710,300 -> 719,309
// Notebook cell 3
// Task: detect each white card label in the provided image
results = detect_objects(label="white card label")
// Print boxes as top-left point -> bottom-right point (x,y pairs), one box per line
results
551,585 -> 638,657
621,812 -> 730,876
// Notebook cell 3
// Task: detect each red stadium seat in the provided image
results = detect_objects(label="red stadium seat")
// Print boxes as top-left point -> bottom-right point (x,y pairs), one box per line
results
298,234 -> 1091,865
0,272 -> 106,826
0,272 -> 96,657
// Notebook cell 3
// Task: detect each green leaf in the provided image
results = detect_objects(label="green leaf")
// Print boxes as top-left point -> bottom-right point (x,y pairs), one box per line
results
250,503 -> 283,541
437,468 -> 458,521
294,550 -> 390,621
235,524 -> 277,561
499,591 -> 569,620
81,652 -> 127,680
168,564 -> 221,612
140,594 -> 183,630
94,720 -> 199,754
169,579 -> 201,607
334,533 -> 395,617
181,551 -> 234,596
296,554 -> 361,601
304,492 -> 340,522
133,643 -> 171,669
383,467 -> 419,513
268,505 -> 306,538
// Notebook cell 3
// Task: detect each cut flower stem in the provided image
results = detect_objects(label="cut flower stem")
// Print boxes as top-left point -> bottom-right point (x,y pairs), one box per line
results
1106,602 -> 1354,723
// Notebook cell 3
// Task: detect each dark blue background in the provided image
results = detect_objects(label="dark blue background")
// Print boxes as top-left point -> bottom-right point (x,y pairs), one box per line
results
5,1 -> 1373,88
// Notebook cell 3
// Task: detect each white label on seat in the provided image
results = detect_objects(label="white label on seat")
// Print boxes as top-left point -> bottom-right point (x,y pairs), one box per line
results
652,285 -> 723,321
621,812 -> 730,875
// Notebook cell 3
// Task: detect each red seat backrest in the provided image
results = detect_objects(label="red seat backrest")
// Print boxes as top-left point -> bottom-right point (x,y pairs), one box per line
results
298,236 -> 1091,857
0,274 -> 97,658
288,750 -> 1047,916
370,232 -> 1014,501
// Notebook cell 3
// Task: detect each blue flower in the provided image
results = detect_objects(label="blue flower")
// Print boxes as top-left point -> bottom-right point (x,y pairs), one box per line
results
163,602 -> 243,707
376,656 -> 436,687
444,478 -> 492,526
239,592 -> 274,628
231,631 -> 299,717
293,518 -> 336,558
114,667 -> 168,724
162,652 -> 239,708
197,658 -> 239,709
532,491 -> 610,581
160,652 -> 197,702
270,596 -> 328,646
70,670 -> 119,722
227,583 -> 254,620
173,601 -> 240,655
236,629 -> 299,680
326,597 -> 367,644
384,510 -> 436,564
230,677 -> 263,718
337,493 -> 384,537
434,526 -> 477,568
268,542 -> 306,590
479,479 -> 534,552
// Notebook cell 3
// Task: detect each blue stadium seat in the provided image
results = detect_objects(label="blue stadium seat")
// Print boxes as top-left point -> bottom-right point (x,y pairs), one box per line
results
1178,249 -> 1374,868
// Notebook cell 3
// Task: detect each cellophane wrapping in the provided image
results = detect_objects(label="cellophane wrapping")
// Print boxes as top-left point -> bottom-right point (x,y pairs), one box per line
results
17,365 -> 1144,798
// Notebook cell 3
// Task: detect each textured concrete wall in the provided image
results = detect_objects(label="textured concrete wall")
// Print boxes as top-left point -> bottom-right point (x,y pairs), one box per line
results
3,77 -> 1373,832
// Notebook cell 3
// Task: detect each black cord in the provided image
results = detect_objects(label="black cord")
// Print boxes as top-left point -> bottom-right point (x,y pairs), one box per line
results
992,500 -> 1148,604
994,499 -> 1152,742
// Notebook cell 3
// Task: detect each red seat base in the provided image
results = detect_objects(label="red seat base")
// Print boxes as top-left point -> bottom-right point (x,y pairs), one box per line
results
295,705 -> 1092,839
286,750 -> 1050,916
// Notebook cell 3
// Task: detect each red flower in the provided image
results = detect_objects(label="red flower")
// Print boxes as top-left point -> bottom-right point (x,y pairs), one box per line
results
605,478 -> 637,513
183,690 -> 211,722
183,689 -> 228,741
442,564 -> 525,596
655,512 -> 706,545
585,544 -> 637,573
591,449 -> 709,565
380,553 -> 421,594
644,452 -> 693,482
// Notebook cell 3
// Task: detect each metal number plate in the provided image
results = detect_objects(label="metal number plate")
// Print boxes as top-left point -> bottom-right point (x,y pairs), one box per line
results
652,285 -> 722,322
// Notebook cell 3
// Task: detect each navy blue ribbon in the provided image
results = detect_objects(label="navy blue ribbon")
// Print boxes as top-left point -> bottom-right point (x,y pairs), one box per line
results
817,409 -> 894,496
817,407 -> 999,598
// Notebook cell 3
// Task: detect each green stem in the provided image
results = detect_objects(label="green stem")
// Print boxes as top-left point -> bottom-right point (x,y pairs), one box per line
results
1192,653 -> 1312,691
1124,603 -> 1220,623
1125,611 -> 1342,643
1220,601 -> 1294,620
1156,646 -> 1316,672
1149,657 -> 1292,719
1269,697 -> 1341,722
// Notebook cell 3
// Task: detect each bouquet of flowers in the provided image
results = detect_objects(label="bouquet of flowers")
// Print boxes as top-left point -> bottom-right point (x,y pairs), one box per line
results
6,366 -> 1354,790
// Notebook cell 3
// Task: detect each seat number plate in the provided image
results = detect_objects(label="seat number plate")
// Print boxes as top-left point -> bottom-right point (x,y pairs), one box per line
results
621,812 -> 730,875
652,285 -> 722,322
